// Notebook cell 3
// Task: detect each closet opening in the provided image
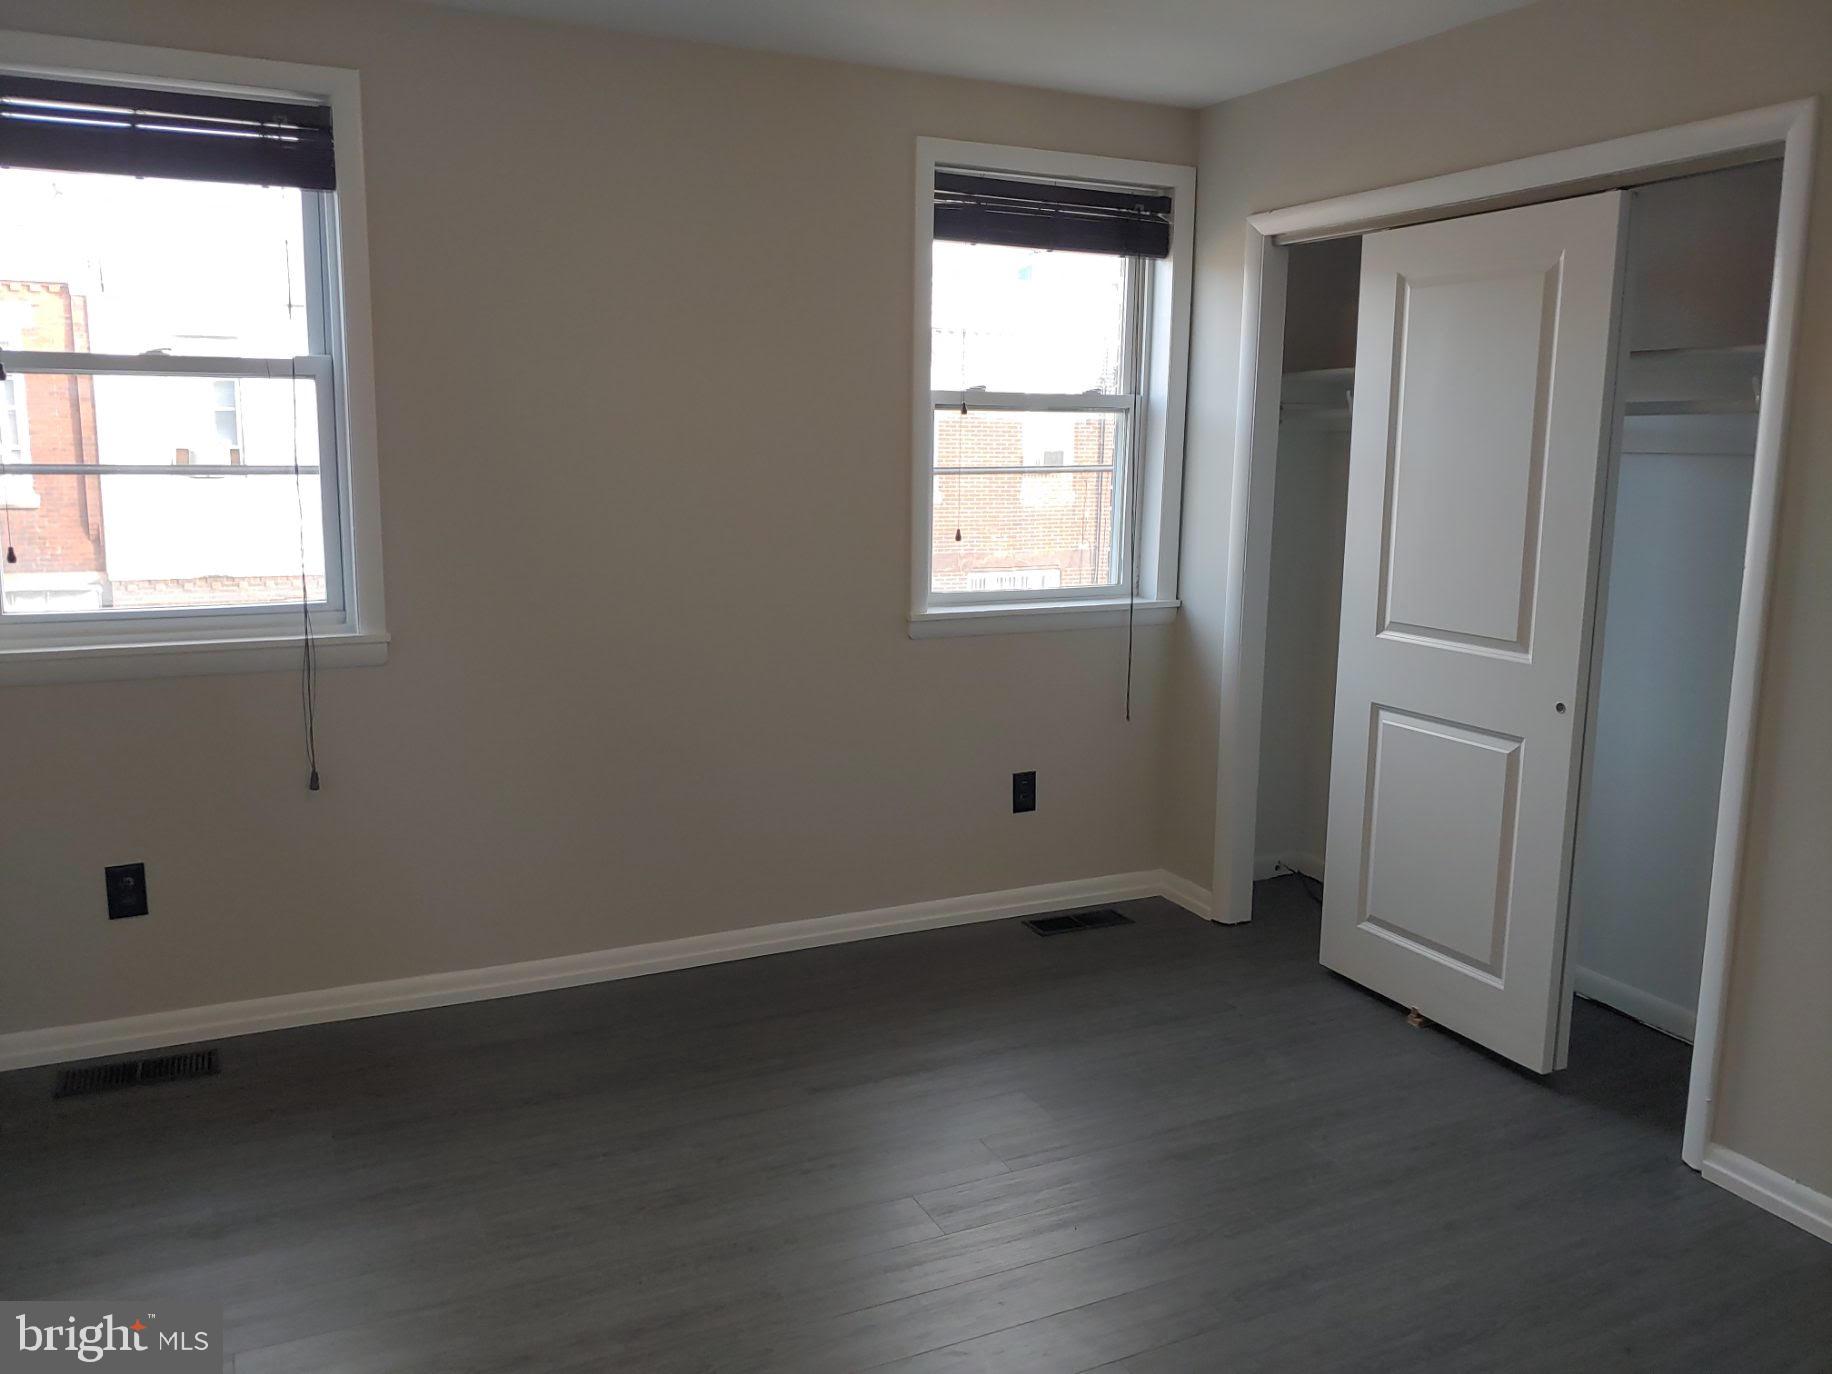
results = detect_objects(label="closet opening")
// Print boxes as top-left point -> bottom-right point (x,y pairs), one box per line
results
1247,157 -> 1786,1141
1254,235 -> 1358,897
1568,161 -> 1782,1064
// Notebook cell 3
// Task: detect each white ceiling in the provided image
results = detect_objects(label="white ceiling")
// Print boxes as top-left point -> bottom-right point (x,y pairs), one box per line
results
417,0 -> 1537,107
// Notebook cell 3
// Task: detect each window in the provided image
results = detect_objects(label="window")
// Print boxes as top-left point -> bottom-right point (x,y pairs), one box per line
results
212,379 -> 245,463
0,361 -> 32,509
0,38 -> 384,684
912,140 -> 1193,635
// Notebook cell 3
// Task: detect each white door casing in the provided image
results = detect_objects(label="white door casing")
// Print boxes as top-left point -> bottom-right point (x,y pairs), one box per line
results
1319,191 -> 1629,1074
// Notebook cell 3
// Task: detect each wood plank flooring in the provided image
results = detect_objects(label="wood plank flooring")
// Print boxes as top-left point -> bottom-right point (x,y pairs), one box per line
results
3,877 -> 1829,1371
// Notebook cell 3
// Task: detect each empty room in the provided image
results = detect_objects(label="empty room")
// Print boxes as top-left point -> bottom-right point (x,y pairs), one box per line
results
1,0 -> 1830,1369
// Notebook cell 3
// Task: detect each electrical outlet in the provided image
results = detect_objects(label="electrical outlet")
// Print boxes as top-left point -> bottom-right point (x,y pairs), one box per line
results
1012,771 -> 1037,814
105,863 -> 148,920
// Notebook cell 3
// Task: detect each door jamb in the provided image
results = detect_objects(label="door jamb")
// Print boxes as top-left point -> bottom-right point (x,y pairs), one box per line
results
1211,98 -> 1818,1172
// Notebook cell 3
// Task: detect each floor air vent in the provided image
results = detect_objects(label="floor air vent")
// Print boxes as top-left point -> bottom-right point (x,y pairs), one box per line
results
54,1048 -> 220,1099
1023,908 -> 1135,937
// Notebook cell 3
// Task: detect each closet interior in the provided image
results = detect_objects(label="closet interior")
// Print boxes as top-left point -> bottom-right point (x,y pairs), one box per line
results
1256,160 -> 1783,1049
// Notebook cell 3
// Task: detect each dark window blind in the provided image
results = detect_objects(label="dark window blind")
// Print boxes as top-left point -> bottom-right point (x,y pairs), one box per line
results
0,74 -> 335,191
934,170 -> 1171,259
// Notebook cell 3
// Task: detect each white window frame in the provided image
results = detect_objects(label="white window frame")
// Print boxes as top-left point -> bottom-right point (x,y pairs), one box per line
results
0,31 -> 387,686
910,138 -> 1194,638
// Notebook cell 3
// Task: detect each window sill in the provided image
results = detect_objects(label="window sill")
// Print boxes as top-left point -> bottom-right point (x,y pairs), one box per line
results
0,629 -> 390,687
909,598 -> 1178,639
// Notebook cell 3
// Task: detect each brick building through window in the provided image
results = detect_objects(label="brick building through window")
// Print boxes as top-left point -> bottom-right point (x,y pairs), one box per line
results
930,410 -> 1119,591
0,281 -> 108,611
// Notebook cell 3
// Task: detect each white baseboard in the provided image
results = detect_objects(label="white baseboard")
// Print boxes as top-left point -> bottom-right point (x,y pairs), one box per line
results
1572,966 -> 1697,1042
1253,851 -> 1325,883
1701,1144 -> 1832,1246
0,868 -> 1213,1072
1155,869 -> 1213,921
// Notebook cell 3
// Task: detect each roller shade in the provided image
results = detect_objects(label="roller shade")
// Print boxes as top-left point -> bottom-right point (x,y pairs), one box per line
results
935,170 -> 1171,259
0,74 -> 335,191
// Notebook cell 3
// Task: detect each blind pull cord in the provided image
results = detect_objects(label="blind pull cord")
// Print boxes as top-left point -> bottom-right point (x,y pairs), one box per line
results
288,354 -> 321,792
1124,452 -> 1140,722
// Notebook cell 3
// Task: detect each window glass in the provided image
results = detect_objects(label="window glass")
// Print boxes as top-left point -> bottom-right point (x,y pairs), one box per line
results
0,373 -> 321,614
0,372 -> 26,461
931,469 -> 1117,593
212,380 -> 244,453
1,472 -> 324,614
930,241 -> 1128,394
0,168 -> 309,358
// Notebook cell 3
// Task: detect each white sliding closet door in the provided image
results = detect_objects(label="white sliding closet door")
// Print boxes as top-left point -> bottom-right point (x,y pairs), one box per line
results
1319,192 -> 1628,1074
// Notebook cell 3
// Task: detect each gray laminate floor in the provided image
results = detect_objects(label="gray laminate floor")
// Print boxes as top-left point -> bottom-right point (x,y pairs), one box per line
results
3,877 -> 1829,1372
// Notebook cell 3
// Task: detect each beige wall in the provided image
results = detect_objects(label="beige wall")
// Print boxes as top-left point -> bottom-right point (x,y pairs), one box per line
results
0,0 -> 1195,1033
1170,0 -> 1832,1193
